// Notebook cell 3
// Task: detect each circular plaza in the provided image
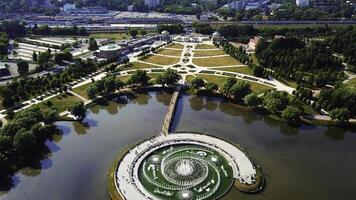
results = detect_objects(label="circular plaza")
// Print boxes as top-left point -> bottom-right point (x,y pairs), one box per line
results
111,133 -> 263,200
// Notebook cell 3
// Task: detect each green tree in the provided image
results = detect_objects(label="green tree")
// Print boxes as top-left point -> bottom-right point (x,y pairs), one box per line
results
17,60 -> 29,75
263,91 -> 289,114
86,84 -> 98,99
0,135 -> 12,154
330,108 -> 350,126
205,82 -> 218,93
139,29 -> 147,36
43,108 -> 58,124
244,93 -> 262,109
13,130 -> 36,156
229,80 -> 251,100
88,37 -> 98,51
129,28 -> 139,38
281,106 -> 301,126
104,76 -> 117,94
222,77 -> 237,95
127,70 -> 150,86
69,102 -> 86,119
157,69 -> 181,87
190,77 -> 205,90
32,51 -> 38,61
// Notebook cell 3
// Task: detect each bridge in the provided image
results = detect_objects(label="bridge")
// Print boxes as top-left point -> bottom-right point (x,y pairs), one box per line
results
161,85 -> 182,135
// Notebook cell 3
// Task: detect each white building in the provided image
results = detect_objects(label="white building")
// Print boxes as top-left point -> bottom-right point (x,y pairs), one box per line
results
94,44 -> 123,60
211,31 -> 223,42
144,0 -> 160,8
160,31 -> 171,41
296,0 -> 309,7
223,1 -> 244,10
63,4 -> 76,13
127,5 -> 134,12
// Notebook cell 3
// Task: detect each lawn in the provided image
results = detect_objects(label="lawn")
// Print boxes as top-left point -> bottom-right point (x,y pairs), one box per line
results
117,75 -> 132,84
193,56 -> 242,67
214,66 -> 253,75
36,93 -> 83,113
157,48 -> 182,56
195,44 -> 217,49
89,33 -> 131,40
346,78 -> 356,88
128,62 -> 160,69
166,43 -> 184,49
72,83 -> 91,99
193,50 -> 226,57
140,55 -> 180,66
196,74 -> 274,94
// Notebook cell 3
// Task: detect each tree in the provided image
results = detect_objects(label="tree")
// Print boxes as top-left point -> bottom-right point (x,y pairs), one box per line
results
330,108 -> 350,126
32,51 -> 38,61
263,91 -> 289,114
281,106 -> 301,126
43,108 -> 58,124
157,69 -> 181,87
5,109 -> 15,120
127,70 -> 150,86
244,93 -> 262,109
222,77 -> 237,95
190,77 -> 205,90
38,51 -> 52,65
17,60 -> 29,75
88,37 -> 98,51
129,28 -> 138,38
205,82 -> 218,93
2,96 -> 14,109
104,76 -> 117,94
0,135 -> 12,154
229,80 -> 251,100
139,29 -> 147,36
13,130 -> 36,156
69,102 -> 86,119
86,84 -> 98,99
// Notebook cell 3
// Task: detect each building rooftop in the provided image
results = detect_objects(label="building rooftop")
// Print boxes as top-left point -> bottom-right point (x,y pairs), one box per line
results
99,44 -> 122,51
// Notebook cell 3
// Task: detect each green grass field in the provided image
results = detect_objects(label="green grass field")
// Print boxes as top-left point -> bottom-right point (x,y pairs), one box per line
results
193,50 -> 226,57
193,57 -> 242,67
157,48 -> 182,56
36,93 -> 83,113
72,84 -> 91,99
196,74 -> 274,94
346,78 -> 356,88
166,43 -> 184,49
140,55 -> 180,66
195,44 -> 218,49
214,66 -> 253,75
128,62 -> 160,69
89,33 -> 131,40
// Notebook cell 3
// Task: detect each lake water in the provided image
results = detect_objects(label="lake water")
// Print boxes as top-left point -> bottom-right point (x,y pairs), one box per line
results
1,92 -> 356,200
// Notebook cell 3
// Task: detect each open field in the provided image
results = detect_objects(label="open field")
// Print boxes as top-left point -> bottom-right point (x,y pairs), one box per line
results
129,62 -> 160,69
36,93 -> 83,113
166,43 -> 184,49
89,33 -> 131,40
157,48 -> 182,56
72,84 -> 91,99
214,66 -> 253,75
346,78 -> 356,88
140,55 -> 180,65
195,44 -> 218,49
196,74 -> 274,94
193,56 -> 242,67
193,50 -> 226,57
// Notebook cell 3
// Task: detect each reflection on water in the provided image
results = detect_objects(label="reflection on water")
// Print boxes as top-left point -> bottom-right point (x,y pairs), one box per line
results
1,92 -> 356,200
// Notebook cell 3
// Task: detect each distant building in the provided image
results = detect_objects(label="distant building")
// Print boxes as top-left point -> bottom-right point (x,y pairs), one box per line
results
127,5 -> 134,12
202,0 -> 218,5
247,36 -> 262,51
211,31 -> 223,42
63,4 -> 76,13
296,0 -> 309,7
223,1 -> 244,10
160,31 -> 171,41
311,0 -> 340,10
94,44 -> 123,60
144,0 -> 160,8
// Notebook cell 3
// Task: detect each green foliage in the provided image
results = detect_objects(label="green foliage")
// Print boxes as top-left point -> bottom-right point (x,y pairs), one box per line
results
128,70 -> 150,86
263,91 -> 289,114
32,51 -> 38,61
318,86 -> 356,116
190,77 -> 205,90
157,69 -> 180,87
330,108 -> 350,126
228,80 -> 251,100
205,82 -> 218,93
192,22 -> 213,35
222,77 -> 237,95
244,93 -> 262,108
157,24 -> 184,34
281,106 -> 301,126
69,101 -> 86,119
128,28 -> 139,38
16,60 -> 29,75
87,84 -> 98,99
88,37 -> 98,51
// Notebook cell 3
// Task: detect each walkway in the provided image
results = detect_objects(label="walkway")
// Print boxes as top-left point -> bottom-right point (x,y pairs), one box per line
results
161,86 -> 181,135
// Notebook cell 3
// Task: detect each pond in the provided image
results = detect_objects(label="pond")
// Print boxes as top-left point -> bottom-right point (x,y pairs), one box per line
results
1,92 -> 356,200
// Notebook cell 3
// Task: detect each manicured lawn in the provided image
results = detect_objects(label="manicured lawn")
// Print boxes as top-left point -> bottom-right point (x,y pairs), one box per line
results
166,43 -> 184,49
89,33 -> 131,40
129,62 -> 160,69
195,44 -> 217,49
346,78 -> 356,88
157,48 -> 182,56
214,66 -> 253,75
140,55 -> 180,66
196,74 -> 274,94
72,83 -> 91,99
193,56 -> 242,67
148,73 -> 163,84
117,75 -> 132,84
185,75 -> 195,83
193,50 -> 226,57
36,93 -> 83,113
